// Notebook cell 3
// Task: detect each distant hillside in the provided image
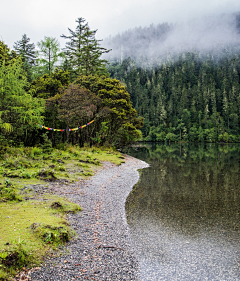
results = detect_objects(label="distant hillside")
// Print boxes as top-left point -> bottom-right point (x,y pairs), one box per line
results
105,13 -> 240,142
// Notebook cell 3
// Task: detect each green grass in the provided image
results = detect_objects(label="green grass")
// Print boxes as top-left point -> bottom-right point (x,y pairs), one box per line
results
0,199 -> 79,278
0,146 -> 124,185
0,145 -> 124,280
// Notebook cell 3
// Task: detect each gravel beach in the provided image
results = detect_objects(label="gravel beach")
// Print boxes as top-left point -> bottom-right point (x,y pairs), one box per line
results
29,154 -> 148,281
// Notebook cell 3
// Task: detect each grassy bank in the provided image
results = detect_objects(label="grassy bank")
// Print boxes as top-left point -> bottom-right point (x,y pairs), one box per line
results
0,145 -> 125,280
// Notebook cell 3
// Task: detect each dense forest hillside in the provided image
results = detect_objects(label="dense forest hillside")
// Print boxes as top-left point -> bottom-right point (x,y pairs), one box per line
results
105,13 -> 240,142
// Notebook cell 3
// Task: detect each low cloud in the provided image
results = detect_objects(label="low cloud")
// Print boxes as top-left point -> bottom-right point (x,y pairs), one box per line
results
102,12 -> 240,65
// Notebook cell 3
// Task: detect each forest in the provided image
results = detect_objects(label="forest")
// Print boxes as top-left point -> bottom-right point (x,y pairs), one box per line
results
1,13 -> 240,152
105,12 -> 240,142
0,17 -> 142,151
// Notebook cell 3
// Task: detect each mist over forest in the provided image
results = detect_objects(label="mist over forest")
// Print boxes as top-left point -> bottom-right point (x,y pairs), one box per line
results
1,11 -> 240,146
105,12 -> 240,143
103,12 -> 240,65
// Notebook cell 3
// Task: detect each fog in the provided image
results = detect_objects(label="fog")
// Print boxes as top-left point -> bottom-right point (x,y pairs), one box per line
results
1,0 -> 240,50
102,12 -> 240,65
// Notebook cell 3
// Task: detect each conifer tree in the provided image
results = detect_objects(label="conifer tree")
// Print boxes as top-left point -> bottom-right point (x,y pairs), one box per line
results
61,17 -> 110,78
37,37 -> 61,75
13,34 -> 36,81
0,48 -> 44,141
0,41 -> 17,65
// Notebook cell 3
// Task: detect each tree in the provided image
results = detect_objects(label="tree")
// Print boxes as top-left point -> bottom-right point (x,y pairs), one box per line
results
37,37 -> 62,75
28,68 -> 70,146
49,84 -> 101,143
13,34 -> 36,81
61,17 -> 110,78
0,50 -> 45,144
177,119 -> 185,141
74,75 -> 143,147
0,41 -> 17,65
29,68 -> 70,99
81,26 -> 110,76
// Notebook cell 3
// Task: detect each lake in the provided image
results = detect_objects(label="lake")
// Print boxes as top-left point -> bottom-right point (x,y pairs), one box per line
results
125,143 -> 240,281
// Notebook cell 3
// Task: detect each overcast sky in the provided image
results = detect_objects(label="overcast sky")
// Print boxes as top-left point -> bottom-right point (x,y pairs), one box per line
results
1,0 -> 240,49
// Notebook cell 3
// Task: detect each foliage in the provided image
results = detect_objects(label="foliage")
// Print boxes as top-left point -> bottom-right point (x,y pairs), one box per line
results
74,75 -> 143,147
37,37 -> 62,75
13,34 -> 36,82
41,133 -> 53,153
61,17 -> 110,78
29,68 -> 70,98
0,50 -> 45,145
32,223 -> 71,244
51,84 -> 101,142
91,122 -> 109,145
108,49 -> 240,142
0,41 -> 17,65
0,179 -> 19,202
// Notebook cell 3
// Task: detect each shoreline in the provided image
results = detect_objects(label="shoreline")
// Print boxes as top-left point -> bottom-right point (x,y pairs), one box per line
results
29,154 -> 149,280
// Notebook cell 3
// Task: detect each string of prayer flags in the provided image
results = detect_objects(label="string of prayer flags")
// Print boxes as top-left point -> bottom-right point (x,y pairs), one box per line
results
37,120 -> 94,132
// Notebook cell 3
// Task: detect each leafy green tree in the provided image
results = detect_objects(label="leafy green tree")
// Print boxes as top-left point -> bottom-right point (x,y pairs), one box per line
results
74,75 -> 143,147
28,68 -> 70,146
52,84 -> 101,143
61,17 -> 110,78
189,126 -> 198,142
29,68 -> 70,98
165,132 -> 177,143
198,126 -> 204,142
61,17 -> 88,76
13,34 -> 36,81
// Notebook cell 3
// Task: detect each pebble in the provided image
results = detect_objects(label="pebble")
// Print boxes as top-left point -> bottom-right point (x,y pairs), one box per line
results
29,155 -> 148,281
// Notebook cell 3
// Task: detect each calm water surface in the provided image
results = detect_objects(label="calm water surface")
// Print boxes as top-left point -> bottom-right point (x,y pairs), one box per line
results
125,143 -> 240,281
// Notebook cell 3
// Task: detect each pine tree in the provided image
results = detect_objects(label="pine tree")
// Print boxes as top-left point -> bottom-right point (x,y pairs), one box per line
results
13,34 -> 36,81
61,17 -> 111,78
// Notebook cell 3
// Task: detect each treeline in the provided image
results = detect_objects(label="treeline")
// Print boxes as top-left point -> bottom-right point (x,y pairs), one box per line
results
108,49 -> 240,142
0,18 -> 142,150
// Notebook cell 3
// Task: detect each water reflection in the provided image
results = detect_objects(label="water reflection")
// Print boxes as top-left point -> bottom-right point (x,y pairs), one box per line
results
125,143 -> 240,280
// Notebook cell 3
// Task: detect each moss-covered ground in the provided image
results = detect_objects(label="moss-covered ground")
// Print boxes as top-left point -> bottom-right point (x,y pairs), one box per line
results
0,145 -> 125,280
